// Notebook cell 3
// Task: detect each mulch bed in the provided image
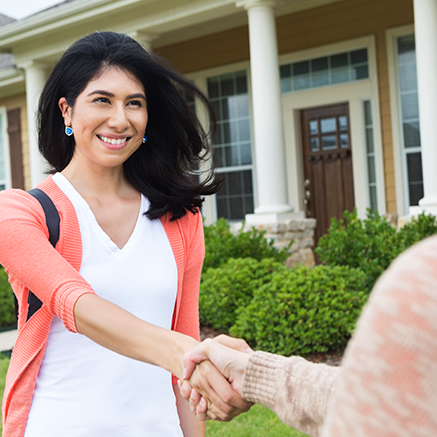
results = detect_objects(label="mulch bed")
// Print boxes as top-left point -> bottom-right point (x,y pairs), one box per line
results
200,326 -> 343,367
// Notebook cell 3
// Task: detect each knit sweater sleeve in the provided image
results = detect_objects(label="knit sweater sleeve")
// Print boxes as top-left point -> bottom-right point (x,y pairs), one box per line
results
0,189 -> 95,333
320,235 -> 437,436
243,351 -> 341,437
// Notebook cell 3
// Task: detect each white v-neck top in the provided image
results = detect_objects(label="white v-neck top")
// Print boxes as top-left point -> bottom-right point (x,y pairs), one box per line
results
25,173 -> 181,436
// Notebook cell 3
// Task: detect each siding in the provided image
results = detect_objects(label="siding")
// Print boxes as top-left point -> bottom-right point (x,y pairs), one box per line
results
157,0 -> 414,213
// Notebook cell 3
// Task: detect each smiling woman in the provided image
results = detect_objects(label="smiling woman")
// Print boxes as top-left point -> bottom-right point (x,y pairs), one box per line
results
58,68 -> 149,182
0,32 -> 249,437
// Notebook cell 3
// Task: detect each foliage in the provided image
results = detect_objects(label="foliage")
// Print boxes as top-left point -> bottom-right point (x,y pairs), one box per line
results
315,209 -> 437,292
0,268 -> 16,328
0,354 -> 9,434
315,209 -> 398,291
231,265 -> 367,356
203,218 -> 290,272
199,258 -> 285,333
396,212 -> 437,252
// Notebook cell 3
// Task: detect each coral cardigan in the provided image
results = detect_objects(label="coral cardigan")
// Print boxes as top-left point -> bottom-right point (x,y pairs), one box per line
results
0,177 -> 204,437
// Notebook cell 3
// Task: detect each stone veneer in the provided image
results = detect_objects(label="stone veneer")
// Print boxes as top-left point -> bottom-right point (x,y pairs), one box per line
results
239,218 -> 317,268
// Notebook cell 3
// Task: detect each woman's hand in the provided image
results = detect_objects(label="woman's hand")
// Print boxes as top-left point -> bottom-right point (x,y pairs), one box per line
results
179,335 -> 254,420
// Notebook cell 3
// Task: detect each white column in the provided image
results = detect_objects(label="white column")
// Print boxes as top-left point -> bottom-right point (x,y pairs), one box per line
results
237,0 -> 293,223
21,61 -> 49,187
414,0 -> 437,215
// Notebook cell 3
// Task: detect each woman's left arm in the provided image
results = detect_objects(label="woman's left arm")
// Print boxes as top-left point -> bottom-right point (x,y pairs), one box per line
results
174,383 -> 205,437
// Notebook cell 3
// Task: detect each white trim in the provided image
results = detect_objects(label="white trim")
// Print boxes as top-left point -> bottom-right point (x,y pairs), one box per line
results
0,107 -> 12,190
386,24 -> 415,216
280,35 -> 385,218
189,36 -> 386,221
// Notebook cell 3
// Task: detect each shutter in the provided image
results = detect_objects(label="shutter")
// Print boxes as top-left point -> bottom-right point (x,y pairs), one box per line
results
7,108 -> 25,190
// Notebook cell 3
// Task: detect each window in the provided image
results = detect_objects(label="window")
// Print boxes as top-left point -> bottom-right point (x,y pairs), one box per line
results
207,71 -> 254,220
363,100 -> 378,211
0,109 -> 10,191
280,49 -> 369,93
397,35 -> 423,207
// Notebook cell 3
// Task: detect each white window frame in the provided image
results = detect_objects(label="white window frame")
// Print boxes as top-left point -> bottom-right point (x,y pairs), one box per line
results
386,24 -> 420,216
187,61 -> 256,224
0,106 -> 11,191
279,35 -> 386,218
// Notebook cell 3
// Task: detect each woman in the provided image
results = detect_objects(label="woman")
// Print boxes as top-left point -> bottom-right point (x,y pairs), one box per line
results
0,32 -> 249,437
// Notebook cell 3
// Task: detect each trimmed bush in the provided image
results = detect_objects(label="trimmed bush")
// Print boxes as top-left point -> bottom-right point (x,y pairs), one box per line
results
0,268 -> 16,328
203,218 -> 290,272
396,212 -> 437,252
315,209 -> 437,292
315,209 -> 399,292
231,265 -> 367,356
199,258 -> 285,333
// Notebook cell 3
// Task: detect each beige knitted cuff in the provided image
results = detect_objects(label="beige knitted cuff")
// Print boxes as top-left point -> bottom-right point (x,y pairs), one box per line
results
242,351 -> 291,408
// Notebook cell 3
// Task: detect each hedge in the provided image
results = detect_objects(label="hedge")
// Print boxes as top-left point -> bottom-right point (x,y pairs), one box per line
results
199,258 -> 285,333
203,218 -> 290,272
230,265 -> 368,356
0,268 -> 16,328
315,209 -> 437,292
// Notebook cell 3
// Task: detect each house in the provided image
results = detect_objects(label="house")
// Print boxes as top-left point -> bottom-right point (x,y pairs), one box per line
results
0,0 -> 435,253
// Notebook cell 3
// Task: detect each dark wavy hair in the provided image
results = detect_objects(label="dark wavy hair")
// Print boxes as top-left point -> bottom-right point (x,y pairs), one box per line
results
38,31 -> 221,220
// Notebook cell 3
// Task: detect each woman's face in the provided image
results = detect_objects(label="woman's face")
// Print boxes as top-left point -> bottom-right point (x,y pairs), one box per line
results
59,67 -> 148,173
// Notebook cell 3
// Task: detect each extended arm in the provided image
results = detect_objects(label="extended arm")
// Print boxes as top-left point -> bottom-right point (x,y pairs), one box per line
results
182,335 -> 341,437
0,190 -> 246,419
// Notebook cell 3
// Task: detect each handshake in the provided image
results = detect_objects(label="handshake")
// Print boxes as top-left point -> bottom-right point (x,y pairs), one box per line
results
178,335 -> 255,422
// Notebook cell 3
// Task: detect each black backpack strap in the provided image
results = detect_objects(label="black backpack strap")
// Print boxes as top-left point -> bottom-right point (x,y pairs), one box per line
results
15,189 -> 60,323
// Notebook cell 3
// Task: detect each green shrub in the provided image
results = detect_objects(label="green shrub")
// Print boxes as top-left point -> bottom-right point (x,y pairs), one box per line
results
231,265 -> 367,356
203,218 -> 290,272
0,268 -> 16,328
315,209 -> 398,291
199,258 -> 285,333
315,209 -> 437,293
396,212 -> 437,252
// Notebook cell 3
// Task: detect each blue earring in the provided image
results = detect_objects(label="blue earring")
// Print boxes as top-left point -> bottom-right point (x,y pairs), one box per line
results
143,135 -> 148,143
65,126 -> 73,136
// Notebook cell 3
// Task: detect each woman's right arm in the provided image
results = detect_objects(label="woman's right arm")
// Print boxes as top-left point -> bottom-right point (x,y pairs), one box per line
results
182,336 -> 341,436
0,190 -> 245,418
0,189 -> 96,333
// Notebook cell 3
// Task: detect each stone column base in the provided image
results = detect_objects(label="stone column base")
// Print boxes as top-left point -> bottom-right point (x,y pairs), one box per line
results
242,217 -> 317,268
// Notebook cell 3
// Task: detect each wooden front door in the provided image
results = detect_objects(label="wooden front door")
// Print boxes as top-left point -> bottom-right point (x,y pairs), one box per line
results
301,103 -> 355,244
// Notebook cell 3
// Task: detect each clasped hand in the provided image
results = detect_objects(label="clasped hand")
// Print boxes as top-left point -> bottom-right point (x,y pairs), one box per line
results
178,335 -> 254,421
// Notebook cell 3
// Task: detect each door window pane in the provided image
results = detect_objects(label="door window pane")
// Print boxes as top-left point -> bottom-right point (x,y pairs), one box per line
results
338,116 -> 348,131
321,135 -> 337,150
321,118 -> 336,133
309,120 -> 318,134
340,133 -> 349,148
310,137 -> 319,151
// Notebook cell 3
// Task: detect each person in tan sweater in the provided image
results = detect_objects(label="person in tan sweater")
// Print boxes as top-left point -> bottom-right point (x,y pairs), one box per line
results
181,235 -> 437,436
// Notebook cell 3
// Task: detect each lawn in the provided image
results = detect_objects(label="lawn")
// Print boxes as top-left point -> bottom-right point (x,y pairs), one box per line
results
206,403 -> 308,436
0,355 -> 307,436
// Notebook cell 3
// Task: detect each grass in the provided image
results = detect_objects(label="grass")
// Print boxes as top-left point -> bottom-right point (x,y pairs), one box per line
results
0,356 -> 308,437
206,403 -> 308,436
0,355 -> 9,435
